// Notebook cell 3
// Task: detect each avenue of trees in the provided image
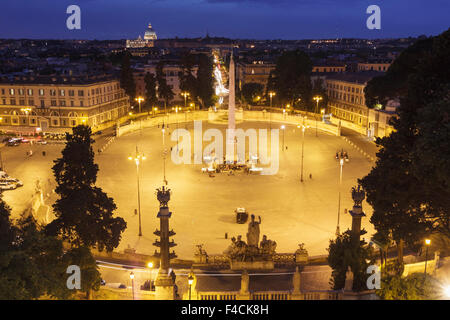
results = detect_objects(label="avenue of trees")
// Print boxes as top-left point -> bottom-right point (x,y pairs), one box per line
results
328,29 -> 449,298
0,125 -> 127,299
360,28 -> 450,267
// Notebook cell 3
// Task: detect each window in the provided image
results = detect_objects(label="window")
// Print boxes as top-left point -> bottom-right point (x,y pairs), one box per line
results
27,89 -> 33,96
31,118 -> 36,124
78,90 -> 84,97
2,99 -> 5,105
10,99 -> 16,105
39,89 -> 44,96
1,89 -> 4,95
51,100 -> 57,106
80,101 -> 84,107
19,89 -> 24,95
40,100 -> 45,107
59,89 -> 65,96
19,99 -> 25,105
50,89 -> 56,96
70,101 -> 74,107
53,120 -> 58,126
69,90 -> 74,96
9,89 -> 14,95
60,100 -> 66,107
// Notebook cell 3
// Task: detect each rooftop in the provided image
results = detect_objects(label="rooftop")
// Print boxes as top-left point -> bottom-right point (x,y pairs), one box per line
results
325,71 -> 383,84
0,73 -> 119,85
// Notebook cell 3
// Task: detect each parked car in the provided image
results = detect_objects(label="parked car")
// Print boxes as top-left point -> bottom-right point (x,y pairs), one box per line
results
0,178 -> 23,187
235,207 -> 249,224
0,182 -> 16,190
6,140 -> 20,147
36,140 -> 47,145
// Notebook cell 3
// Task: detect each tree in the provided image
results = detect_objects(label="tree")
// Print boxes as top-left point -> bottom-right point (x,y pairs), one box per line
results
327,230 -> 374,291
360,29 -> 450,266
144,72 -> 158,109
179,52 -> 198,104
241,82 -> 264,105
272,50 -> 312,109
377,273 -> 440,300
156,61 -> 174,109
196,53 -> 215,109
63,246 -> 101,300
46,125 -> 127,252
120,52 -> 136,100
0,194 -> 71,300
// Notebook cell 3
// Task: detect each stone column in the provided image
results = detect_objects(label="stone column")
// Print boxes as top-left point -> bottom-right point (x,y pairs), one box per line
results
153,186 -> 177,300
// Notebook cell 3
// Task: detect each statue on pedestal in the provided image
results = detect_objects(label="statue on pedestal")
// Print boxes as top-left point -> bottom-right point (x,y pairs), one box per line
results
246,214 -> 261,247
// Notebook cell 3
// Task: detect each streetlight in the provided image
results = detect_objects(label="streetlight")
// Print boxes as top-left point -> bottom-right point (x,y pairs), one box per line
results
336,157 -> 344,236
135,97 -> 144,114
175,107 -> 179,151
21,107 -> 32,126
298,121 -> 309,182
313,96 -> 322,137
181,92 -> 190,109
130,272 -> 135,300
281,125 -> 285,151
188,274 -> 194,300
269,91 -> 275,130
128,146 -> 146,236
424,239 -> 431,278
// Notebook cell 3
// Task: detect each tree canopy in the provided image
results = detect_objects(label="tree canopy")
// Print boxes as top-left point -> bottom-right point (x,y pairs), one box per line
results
271,50 -> 312,109
360,29 -> 450,264
46,125 -> 127,252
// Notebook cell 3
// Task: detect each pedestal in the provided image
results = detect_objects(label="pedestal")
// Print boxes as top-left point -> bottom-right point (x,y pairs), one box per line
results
155,270 -> 176,300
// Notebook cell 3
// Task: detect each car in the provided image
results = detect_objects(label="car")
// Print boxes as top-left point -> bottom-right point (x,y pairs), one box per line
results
7,140 -> 20,147
0,182 -> 16,190
0,178 -> 23,187
235,207 -> 249,224
36,140 -> 47,145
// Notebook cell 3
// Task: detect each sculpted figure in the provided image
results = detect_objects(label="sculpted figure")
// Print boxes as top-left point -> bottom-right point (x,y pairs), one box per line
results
246,215 -> 261,247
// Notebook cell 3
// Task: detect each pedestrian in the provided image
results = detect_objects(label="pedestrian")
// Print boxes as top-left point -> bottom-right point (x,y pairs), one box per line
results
42,151 -> 46,156
309,173 -> 312,179
286,146 -> 288,151
225,232 -> 228,239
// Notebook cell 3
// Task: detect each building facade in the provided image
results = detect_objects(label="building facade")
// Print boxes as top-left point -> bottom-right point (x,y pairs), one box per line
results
325,72 -> 395,138
357,59 -> 392,72
134,64 -> 198,105
0,75 -> 130,132
236,61 -> 275,91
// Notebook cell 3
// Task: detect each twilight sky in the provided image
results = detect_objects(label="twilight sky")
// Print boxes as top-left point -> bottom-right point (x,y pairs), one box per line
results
0,0 -> 448,40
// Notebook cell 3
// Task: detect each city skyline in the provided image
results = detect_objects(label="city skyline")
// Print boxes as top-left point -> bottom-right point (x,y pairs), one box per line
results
0,0 -> 448,40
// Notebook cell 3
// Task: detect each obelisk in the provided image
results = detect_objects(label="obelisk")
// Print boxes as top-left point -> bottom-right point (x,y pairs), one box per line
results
226,53 -> 236,163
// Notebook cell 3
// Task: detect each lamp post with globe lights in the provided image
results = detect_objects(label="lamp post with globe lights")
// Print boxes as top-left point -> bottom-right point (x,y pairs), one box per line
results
128,146 -> 146,236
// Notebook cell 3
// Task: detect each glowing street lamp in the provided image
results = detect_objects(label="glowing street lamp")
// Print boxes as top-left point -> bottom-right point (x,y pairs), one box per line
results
281,125 -> 285,151
181,91 -> 190,109
130,272 -> 135,300
424,239 -> 431,278
313,96 -> 323,137
336,157 -> 344,236
128,146 -> 146,237
188,274 -> 194,300
21,107 -> 32,125
135,97 -> 144,114
297,122 -> 309,182
268,91 -> 275,130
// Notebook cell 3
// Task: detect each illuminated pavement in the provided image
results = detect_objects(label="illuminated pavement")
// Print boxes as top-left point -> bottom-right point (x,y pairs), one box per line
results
2,121 -> 377,260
